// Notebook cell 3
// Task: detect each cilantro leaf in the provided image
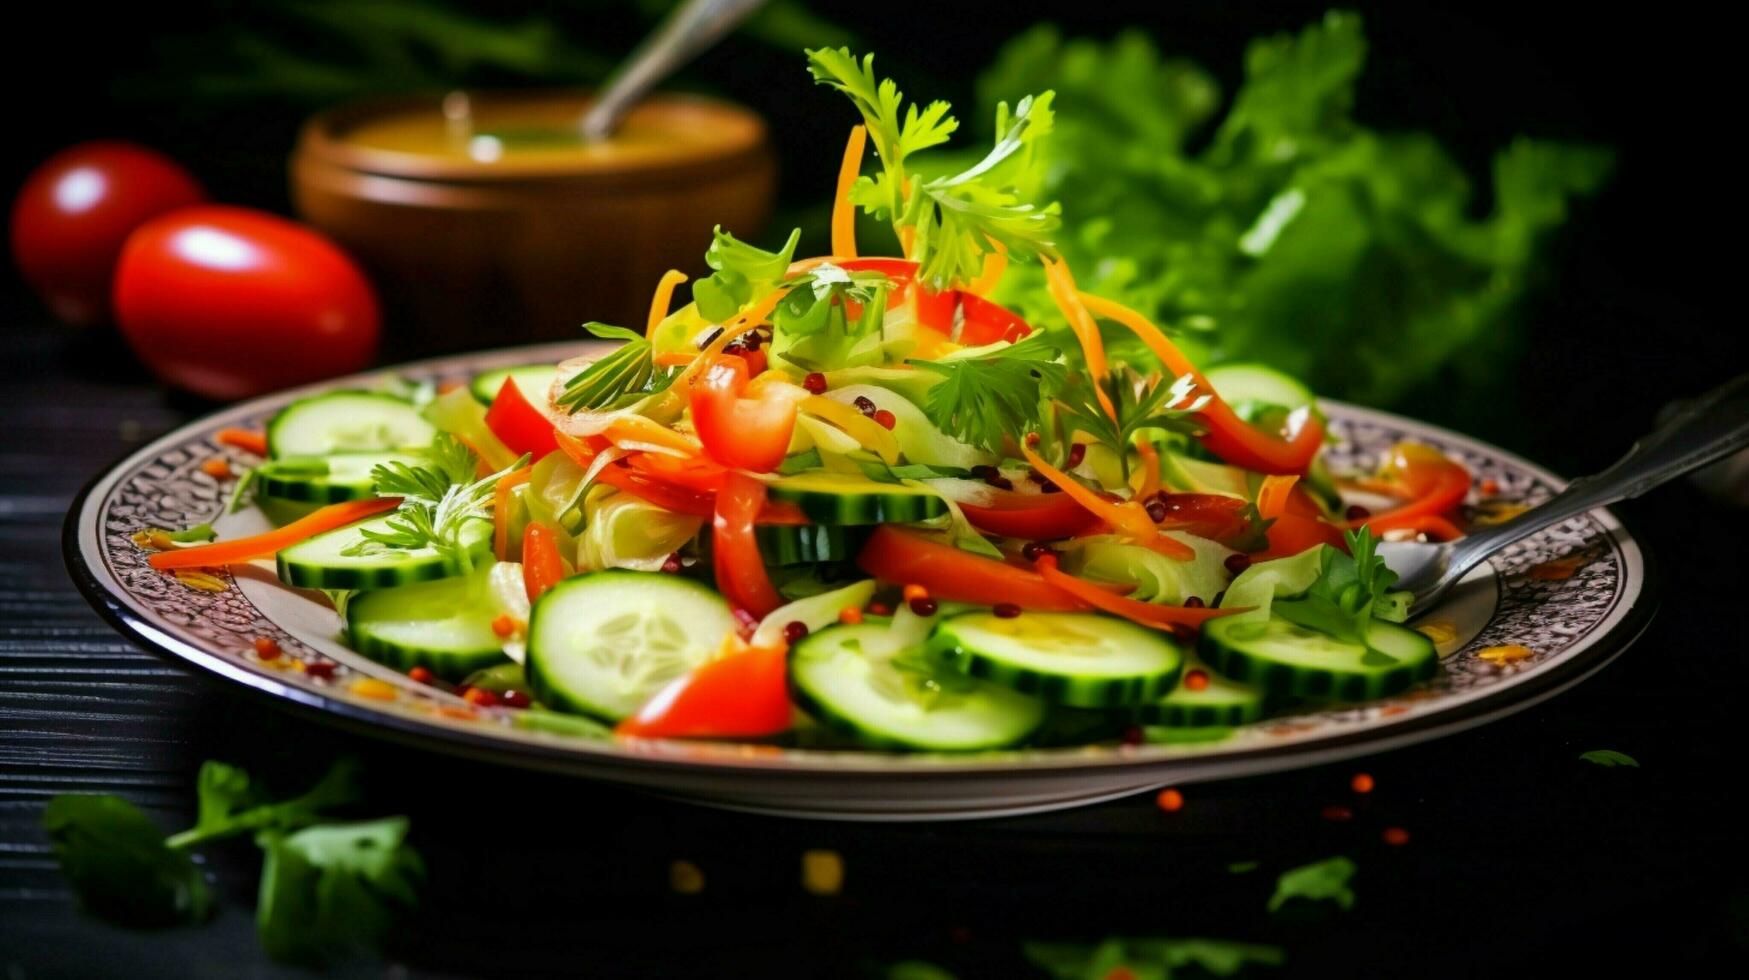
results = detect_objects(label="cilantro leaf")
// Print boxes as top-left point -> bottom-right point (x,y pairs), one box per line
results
166,758 -> 363,850
769,262 -> 892,371
693,225 -> 801,322
349,442 -> 530,568
42,795 -> 213,927
1268,855 -> 1357,913
910,333 -> 1067,454
1025,936 -> 1285,978
556,322 -> 679,413
1273,528 -> 1398,645
255,816 -> 424,964
1579,749 -> 1639,768
1052,368 -> 1207,478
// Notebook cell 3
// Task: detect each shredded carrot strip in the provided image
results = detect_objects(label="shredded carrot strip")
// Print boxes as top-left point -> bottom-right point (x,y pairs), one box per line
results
966,247 -> 1008,297
1021,443 -> 1191,558
604,415 -> 702,457
831,125 -> 867,259
1077,291 -> 1201,379
1034,555 -> 1241,629
1256,474 -> 1300,521
671,286 -> 789,392
148,497 -> 401,570
493,465 -> 531,560
646,269 -> 688,338
1042,260 -> 1116,419
215,428 -> 269,456
1134,440 -> 1161,499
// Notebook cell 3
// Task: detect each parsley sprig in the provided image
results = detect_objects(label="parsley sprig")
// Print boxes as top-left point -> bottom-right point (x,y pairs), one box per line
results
1052,368 -> 1208,478
807,47 -> 1060,289
555,323 -> 679,414
1273,527 -> 1402,645
346,436 -> 528,568
909,333 -> 1067,454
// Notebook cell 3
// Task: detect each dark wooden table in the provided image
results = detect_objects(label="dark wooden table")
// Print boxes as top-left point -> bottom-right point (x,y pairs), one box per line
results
4,314 -> 1746,978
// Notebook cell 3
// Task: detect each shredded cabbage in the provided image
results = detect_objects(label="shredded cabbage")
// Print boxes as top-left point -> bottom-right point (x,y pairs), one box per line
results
751,579 -> 878,648
1059,532 -> 1234,605
576,491 -> 704,573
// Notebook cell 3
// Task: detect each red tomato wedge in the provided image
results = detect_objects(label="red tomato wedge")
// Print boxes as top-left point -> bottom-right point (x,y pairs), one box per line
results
688,356 -> 808,473
615,641 -> 791,740
485,378 -> 559,460
856,526 -> 1090,611
713,473 -> 784,617
838,258 -> 957,332
521,523 -> 565,602
1353,443 -> 1471,533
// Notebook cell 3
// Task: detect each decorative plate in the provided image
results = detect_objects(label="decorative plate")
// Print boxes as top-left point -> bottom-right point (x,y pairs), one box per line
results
65,343 -> 1656,821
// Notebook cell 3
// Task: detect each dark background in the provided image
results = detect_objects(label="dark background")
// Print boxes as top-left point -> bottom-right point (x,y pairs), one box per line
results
2,2 -> 1742,977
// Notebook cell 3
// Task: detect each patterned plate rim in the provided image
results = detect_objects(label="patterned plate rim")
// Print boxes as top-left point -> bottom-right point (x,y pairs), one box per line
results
63,342 -> 1658,781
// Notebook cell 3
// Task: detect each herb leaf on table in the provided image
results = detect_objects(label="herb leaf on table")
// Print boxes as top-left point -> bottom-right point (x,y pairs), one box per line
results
1267,855 -> 1357,913
255,817 -> 425,964
41,795 -> 212,928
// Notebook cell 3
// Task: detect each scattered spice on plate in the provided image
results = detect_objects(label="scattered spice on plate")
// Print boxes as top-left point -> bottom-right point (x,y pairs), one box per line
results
801,850 -> 844,895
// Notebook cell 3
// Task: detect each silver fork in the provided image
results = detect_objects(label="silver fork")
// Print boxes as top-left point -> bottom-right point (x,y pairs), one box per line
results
1380,373 -> 1749,617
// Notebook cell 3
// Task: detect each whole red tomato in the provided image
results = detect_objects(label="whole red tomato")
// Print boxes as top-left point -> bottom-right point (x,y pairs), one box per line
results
114,206 -> 379,400
10,141 -> 206,324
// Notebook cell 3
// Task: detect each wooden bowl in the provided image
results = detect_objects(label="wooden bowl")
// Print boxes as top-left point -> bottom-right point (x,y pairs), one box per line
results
290,90 -> 775,355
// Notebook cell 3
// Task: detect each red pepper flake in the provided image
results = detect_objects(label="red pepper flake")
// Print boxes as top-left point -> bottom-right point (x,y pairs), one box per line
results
463,687 -> 500,707
1528,557 -> 1585,581
866,602 -> 893,617
500,690 -> 532,709
1382,826 -> 1411,846
1021,541 -> 1057,562
660,553 -> 683,574
1380,705 -> 1409,717
853,395 -> 877,418
1154,788 -> 1184,812
200,458 -> 232,480
1024,432 -> 1041,447
902,584 -> 930,603
491,614 -> 517,638
252,637 -> 281,661
436,380 -> 464,395
1321,804 -> 1354,822
803,372 -> 828,394
908,597 -> 938,617
1104,968 -> 1139,980
783,621 -> 810,643
1480,478 -> 1500,496
1066,443 -> 1086,467
1224,553 -> 1252,575
1350,772 -> 1375,794
838,606 -> 864,625
214,427 -> 269,456
1183,670 -> 1209,692
873,408 -> 897,430
303,661 -> 336,680
1344,504 -> 1371,521
993,602 -> 1022,619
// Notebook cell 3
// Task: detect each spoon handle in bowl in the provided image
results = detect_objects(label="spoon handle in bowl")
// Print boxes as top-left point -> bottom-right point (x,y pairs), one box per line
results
1442,372 -> 1749,580
583,0 -> 769,142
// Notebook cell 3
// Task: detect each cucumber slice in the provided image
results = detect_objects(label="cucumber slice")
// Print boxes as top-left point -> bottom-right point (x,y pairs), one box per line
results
755,524 -> 868,565
345,569 -> 508,681
1138,654 -> 1266,727
268,392 -> 436,459
789,623 -> 1045,751
1199,615 -> 1437,701
256,452 -> 422,505
276,514 -> 492,590
766,472 -> 947,525
928,611 -> 1185,708
1204,363 -> 1315,412
471,364 -> 558,406
525,571 -> 737,721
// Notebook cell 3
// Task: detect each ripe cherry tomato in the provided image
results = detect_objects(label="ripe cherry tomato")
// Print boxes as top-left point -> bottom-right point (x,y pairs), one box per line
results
484,377 -> 559,460
10,141 -> 206,325
113,206 -> 379,400
615,641 -> 791,740
688,355 -> 808,473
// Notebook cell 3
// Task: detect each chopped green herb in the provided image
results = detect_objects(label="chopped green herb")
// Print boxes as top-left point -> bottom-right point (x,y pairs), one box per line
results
165,758 -> 362,850
693,225 -> 801,322
1579,749 -> 1639,768
165,523 -> 217,543
255,817 -> 424,964
1025,936 -> 1285,978
1053,367 -> 1206,478
41,794 -> 212,927
347,436 -> 529,569
555,322 -> 678,414
1268,855 -> 1356,913
911,333 -> 1067,454
1273,529 -> 1398,645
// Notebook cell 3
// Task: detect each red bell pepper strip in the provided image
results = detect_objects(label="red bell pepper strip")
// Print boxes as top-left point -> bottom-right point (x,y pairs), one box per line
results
688,356 -> 808,473
1033,554 -> 1242,629
1352,443 -> 1471,530
1075,291 -> 1325,474
857,525 -> 1091,611
147,497 -> 401,570
521,522 -> 565,602
713,473 -> 784,617
1020,443 -> 1193,559
615,640 -> 791,739
554,430 -> 810,525
959,491 -> 1099,540
955,291 -> 1032,347
484,378 -> 559,461
1153,493 -> 1256,545
1257,512 -> 1348,560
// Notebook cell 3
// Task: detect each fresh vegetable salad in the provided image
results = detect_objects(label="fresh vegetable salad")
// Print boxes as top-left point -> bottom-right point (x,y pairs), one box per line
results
146,50 -> 1476,751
